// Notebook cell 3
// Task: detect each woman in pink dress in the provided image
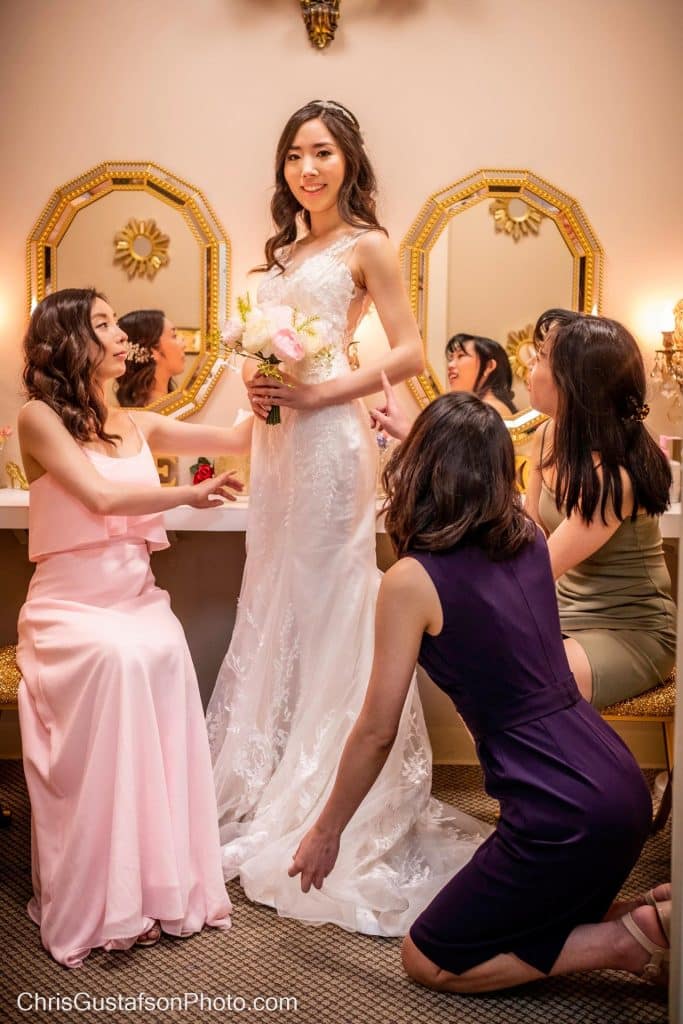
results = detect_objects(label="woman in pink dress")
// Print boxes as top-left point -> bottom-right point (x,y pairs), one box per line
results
17,288 -> 251,968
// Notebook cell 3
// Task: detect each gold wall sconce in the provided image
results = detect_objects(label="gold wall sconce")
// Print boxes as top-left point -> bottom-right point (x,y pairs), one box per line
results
300,0 -> 340,49
651,299 -> 683,401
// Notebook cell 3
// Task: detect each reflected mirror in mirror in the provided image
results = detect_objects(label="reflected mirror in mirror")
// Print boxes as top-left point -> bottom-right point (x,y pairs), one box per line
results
401,169 -> 604,446
28,162 -> 230,417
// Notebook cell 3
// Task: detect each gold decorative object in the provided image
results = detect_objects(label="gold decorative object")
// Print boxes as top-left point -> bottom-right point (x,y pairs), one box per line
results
400,168 -> 604,446
0,644 -> 21,708
300,0 -> 340,49
155,456 -> 178,487
6,462 -> 29,490
489,197 -> 543,241
113,218 -> 169,280
651,299 -> 683,402
27,161 -> 231,419
506,324 -> 536,383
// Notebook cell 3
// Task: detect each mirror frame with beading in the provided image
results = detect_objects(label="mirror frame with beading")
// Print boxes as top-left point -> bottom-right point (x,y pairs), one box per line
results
400,168 -> 604,442
26,161 -> 231,419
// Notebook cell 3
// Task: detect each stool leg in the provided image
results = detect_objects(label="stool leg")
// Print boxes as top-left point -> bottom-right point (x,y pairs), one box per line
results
664,720 -> 674,773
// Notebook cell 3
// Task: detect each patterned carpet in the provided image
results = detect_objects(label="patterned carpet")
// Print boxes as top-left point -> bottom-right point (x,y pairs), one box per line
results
0,761 -> 669,1024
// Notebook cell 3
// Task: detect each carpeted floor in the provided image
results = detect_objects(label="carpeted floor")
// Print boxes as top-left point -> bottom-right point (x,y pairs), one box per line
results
0,761 -> 669,1024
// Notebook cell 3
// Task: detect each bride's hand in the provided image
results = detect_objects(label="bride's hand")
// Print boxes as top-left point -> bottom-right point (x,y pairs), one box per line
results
247,372 -> 320,413
370,371 -> 411,442
288,824 -> 341,893
245,375 -> 272,421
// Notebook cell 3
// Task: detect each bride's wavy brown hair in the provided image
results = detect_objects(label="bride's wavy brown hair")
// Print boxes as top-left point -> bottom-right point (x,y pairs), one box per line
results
383,393 -> 536,559
23,288 -> 120,445
261,100 -> 386,273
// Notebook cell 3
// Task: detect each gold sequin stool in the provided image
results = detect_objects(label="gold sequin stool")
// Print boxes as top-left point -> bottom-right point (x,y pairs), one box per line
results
601,668 -> 676,832
0,643 -> 21,825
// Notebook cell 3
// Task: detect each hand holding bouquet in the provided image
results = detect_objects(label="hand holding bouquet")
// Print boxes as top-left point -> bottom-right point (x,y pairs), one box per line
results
221,295 -> 330,425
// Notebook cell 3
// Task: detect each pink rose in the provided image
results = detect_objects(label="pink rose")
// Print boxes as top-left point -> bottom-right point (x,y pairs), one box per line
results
272,327 -> 305,362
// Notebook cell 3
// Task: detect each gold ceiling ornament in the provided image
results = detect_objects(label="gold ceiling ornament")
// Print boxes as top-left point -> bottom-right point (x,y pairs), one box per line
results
113,218 -> 170,280
489,197 -> 544,241
506,324 -> 537,384
300,0 -> 340,49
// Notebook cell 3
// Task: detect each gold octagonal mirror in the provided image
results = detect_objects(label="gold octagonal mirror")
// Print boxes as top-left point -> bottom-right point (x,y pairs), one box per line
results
27,161 -> 231,418
400,169 -> 604,444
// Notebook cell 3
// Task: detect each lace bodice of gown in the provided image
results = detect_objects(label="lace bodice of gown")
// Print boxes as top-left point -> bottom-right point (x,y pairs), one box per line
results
257,231 -> 369,383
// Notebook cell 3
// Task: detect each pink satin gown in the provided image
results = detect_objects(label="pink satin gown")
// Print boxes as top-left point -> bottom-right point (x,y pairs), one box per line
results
16,432 -> 231,967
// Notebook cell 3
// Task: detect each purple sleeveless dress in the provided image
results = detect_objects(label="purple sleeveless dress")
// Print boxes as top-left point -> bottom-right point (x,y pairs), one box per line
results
408,528 -> 651,975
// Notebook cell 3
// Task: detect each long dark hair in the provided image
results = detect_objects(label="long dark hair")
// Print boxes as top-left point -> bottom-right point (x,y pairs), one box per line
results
532,307 -> 579,347
23,288 -> 119,445
262,100 -> 386,273
383,393 -> 536,559
542,313 -> 670,523
446,333 -> 517,413
115,309 -> 171,407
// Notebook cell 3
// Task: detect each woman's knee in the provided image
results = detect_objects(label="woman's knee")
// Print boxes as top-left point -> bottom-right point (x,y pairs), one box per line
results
401,935 -> 453,990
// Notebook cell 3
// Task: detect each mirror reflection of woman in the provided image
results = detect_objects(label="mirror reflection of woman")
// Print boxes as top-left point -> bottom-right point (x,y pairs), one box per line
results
445,333 -> 518,418
16,288 -> 253,967
115,310 -> 186,407
372,333 -> 518,443
206,99 -> 486,935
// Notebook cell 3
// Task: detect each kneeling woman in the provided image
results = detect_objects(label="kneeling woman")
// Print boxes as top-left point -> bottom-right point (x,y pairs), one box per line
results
289,394 -> 669,992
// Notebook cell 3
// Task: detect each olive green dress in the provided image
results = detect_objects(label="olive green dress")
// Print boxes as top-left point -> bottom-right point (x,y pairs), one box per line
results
538,481 -> 676,708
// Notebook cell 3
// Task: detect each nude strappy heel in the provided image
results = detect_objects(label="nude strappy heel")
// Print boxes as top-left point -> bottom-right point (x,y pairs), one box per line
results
621,902 -> 670,985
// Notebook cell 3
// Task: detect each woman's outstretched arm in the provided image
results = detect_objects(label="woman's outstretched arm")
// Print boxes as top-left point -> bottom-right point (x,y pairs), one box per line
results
18,401 -> 242,516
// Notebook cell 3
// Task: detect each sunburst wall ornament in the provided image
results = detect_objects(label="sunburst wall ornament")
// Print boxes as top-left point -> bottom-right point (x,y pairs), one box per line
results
113,218 -> 170,280
489,197 -> 543,242
300,0 -> 340,49
506,324 -> 537,383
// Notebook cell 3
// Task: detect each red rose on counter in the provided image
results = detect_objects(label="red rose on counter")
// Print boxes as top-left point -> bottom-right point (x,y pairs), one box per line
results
191,457 -> 215,484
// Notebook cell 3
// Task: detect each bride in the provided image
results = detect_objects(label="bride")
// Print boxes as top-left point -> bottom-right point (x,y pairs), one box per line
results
206,100 -> 486,935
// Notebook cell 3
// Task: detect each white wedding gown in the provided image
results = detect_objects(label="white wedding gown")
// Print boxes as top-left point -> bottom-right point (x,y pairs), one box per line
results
206,231 -> 487,936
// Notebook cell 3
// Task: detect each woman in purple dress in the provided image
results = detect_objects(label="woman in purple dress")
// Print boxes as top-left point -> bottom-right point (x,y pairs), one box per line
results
288,392 -> 670,992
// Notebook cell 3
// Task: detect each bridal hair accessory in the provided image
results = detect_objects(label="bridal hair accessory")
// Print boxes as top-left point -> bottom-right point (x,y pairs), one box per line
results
220,293 -> 332,426
125,341 -> 154,365
622,396 -> 650,422
317,100 -> 359,128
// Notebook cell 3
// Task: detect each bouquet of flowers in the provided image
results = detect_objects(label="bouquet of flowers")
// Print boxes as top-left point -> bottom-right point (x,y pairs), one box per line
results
221,295 -> 330,425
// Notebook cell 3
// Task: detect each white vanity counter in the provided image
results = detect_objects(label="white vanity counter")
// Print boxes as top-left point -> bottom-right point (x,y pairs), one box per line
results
0,489 -> 681,537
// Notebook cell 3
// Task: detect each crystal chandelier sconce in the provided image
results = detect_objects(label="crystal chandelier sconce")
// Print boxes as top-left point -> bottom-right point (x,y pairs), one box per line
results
651,299 -> 683,401
300,0 -> 341,49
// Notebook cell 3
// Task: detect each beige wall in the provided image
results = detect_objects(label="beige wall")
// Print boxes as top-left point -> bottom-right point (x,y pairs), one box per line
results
1,0 -> 682,447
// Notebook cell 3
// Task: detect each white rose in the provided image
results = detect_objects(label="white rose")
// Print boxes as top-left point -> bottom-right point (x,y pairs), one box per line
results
242,308 -> 273,357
